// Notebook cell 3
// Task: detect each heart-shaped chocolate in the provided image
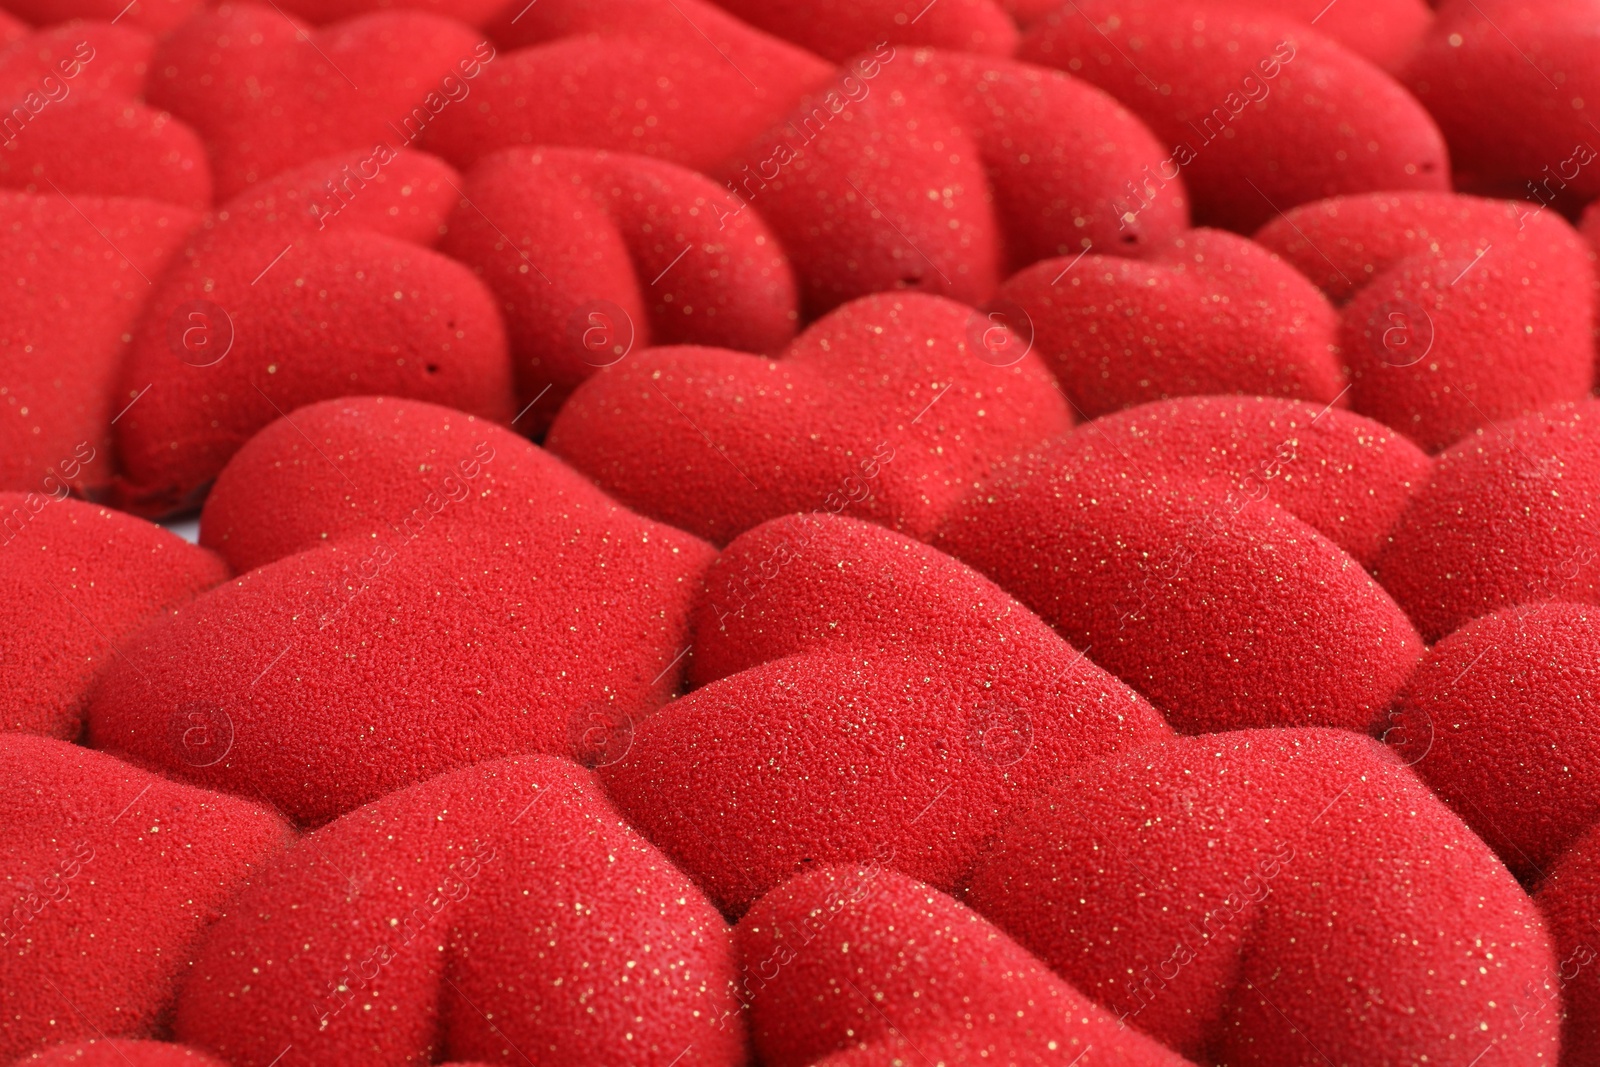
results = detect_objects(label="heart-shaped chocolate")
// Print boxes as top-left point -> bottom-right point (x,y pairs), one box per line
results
147,5 -> 493,199
1020,0 -> 1449,232
731,48 -> 1188,315
1376,399 -> 1600,642
422,0 -> 834,175
111,148 -> 514,515
0,493 -> 225,738
736,865 -> 1190,1066
1403,0 -> 1600,205
0,189 -> 195,496
935,436 -> 1424,733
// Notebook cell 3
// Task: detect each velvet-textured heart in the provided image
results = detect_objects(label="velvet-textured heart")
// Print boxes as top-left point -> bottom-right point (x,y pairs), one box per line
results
94,398 -> 714,825
601,513 -> 1172,915
966,729 -> 1559,1066
547,291 -> 1072,547
0,189 -> 195,496
147,4 -> 493,199
439,147 -> 798,436
999,227 -> 1345,419
111,149 -> 512,515
0,734 -> 289,1062
1256,192 -> 1596,452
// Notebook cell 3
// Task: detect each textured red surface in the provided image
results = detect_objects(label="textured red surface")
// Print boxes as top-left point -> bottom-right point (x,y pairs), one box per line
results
0,190 -> 194,495
111,153 -> 513,515
13,1040 -> 230,1065
0,22 -> 153,104
272,0 -> 512,24
438,147 -> 798,433
1255,191 -> 1597,452
1080,395 -> 1432,568
198,394 -> 537,572
1254,191 -> 1592,302
422,0 -> 834,175
147,5 -> 491,199
966,729 -> 1560,1066
547,292 -> 1071,546
1221,0 -> 1432,72
1537,823 -> 1600,1066
0,97 -> 210,209
213,145 -> 462,244
0,1 -> 198,32
732,48 -> 1187,316
602,513 -> 1172,914
1020,0 -> 1449,232
1000,228 -> 1345,418
94,397 -> 715,824
1388,601 -> 1600,882
0,733 -> 290,1062
1377,400 -> 1600,642
1403,0 -> 1600,203
0,493 -> 225,738
172,754 -> 741,1067
736,865 -> 1190,1066
705,0 -> 1018,62
936,437 -> 1423,733
0,2 -> 1595,1061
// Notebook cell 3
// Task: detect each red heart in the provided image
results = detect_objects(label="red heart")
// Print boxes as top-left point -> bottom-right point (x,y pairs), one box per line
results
1020,0 -> 1449,231
1403,0 -> 1600,205
93,398 -> 714,825
172,754 -> 741,1067
148,5 -> 492,199
966,729 -> 1559,1065
0,189 -> 195,496
935,436 -> 1424,734
601,514 -> 1172,914
422,0 -> 834,175
1257,191 -> 1597,453
0,734 -> 289,1062
1388,600 -> 1600,882
438,147 -> 799,436
0,493 -> 225,738
730,48 -> 1189,315
0,96 -> 211,209
111,148 -> 513,515
736,865 -> 1189,1066
547,291 -> 1072,546
1000,228 -> 1346,419
1538,824 -> 1600,1063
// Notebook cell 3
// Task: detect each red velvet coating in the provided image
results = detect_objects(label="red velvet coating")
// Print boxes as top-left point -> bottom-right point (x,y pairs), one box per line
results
936,438 -> 1424,733
1020,0 -> 1449,232
172,754 -> 742,1067
546,292 -> 1072,547
438,147 -> 798,434
999,228 -> 1345,419
95,397 -> 715,824
0,734 -> 290,1061
602,513 -> 1172,914
967,728 -> 1560,1066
